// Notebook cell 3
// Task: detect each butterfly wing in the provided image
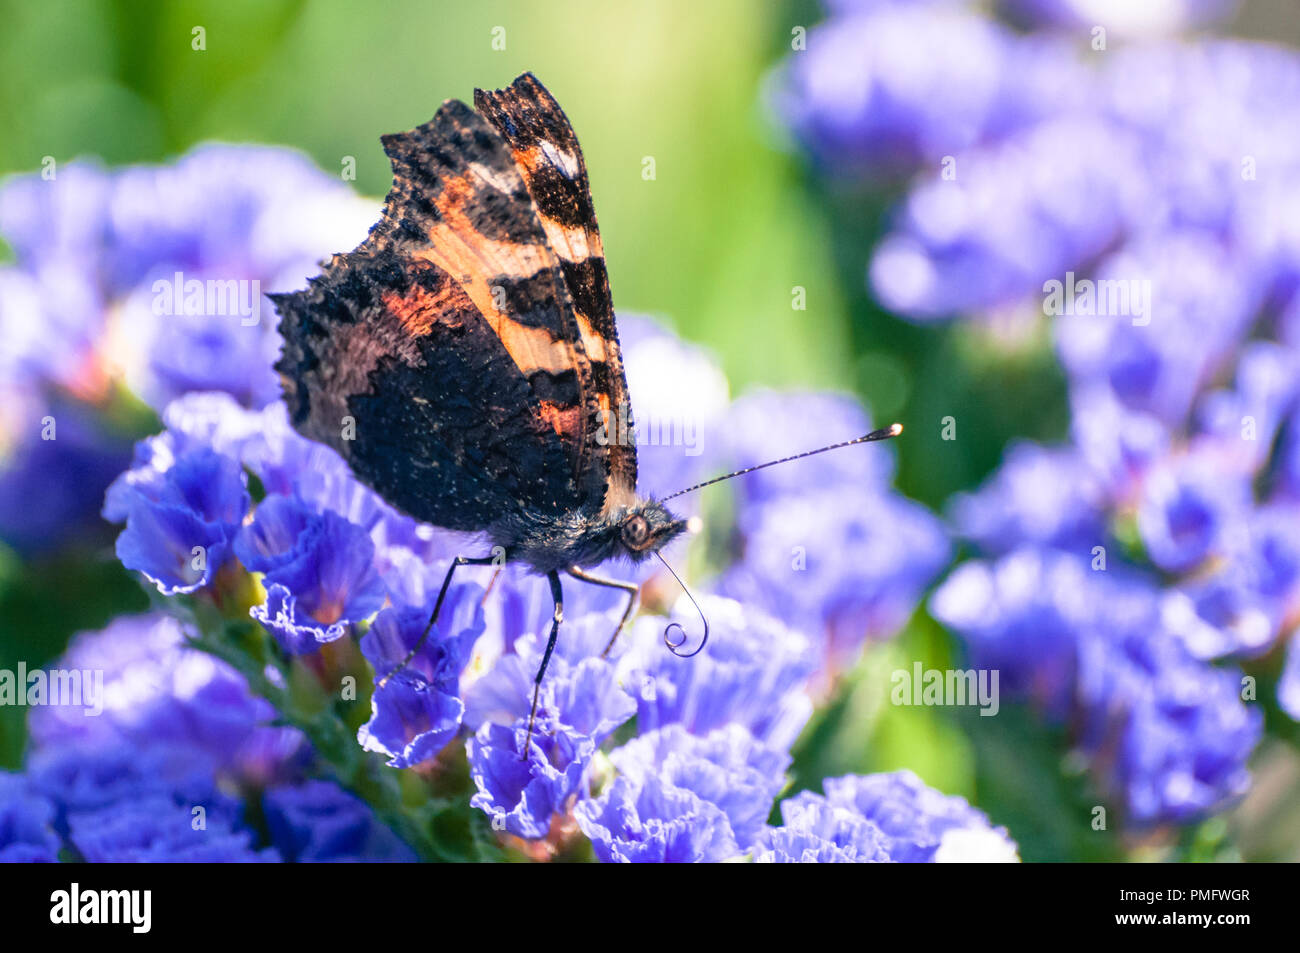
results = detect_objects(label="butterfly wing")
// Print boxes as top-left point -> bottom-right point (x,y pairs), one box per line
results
474,73 -> 638,512
273,250 -> 582,530
274,96 -> 593,529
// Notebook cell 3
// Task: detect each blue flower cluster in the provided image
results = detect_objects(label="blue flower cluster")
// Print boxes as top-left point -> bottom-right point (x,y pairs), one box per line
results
779,1 -> 1293,826
6,613 -> 411,862
0,146 -> 375,551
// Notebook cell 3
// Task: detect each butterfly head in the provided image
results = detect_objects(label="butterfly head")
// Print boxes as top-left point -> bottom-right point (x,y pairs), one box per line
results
616,498 -> 688,562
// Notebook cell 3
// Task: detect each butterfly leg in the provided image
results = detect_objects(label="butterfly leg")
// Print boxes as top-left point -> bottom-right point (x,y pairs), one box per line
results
565,566 -> 640,658
522,571 -> 564,759
376,553 -> 496,689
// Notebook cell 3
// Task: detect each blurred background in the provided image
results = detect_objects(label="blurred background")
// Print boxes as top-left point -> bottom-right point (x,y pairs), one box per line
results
4,0 -> 1300,861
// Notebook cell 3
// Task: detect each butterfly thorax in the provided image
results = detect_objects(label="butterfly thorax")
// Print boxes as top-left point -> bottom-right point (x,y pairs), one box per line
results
492,498 -> 686,574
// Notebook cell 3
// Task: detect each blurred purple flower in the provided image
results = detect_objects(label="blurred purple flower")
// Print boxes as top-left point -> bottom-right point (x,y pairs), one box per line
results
1136,450 -> 1252,574
934,547 -> 1262,824
28,613 -> 305,786
263,781 -> 417,863
0,773 -> 62,863
949,440 -> 1107,555
1078,628 -> 1261,826
67,794 -> 275,863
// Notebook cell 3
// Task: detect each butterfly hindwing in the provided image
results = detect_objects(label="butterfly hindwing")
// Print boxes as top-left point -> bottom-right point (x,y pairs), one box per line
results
474,73 -> 638,512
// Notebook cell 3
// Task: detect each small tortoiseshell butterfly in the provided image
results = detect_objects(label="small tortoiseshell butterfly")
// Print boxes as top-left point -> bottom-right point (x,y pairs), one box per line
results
271,72 -> 900,747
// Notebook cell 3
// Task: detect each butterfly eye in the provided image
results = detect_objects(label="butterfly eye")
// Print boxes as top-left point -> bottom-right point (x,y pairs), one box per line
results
621,515 -> 650,550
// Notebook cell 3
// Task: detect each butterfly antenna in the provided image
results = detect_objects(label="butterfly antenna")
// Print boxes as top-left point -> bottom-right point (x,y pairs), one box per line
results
655,551 -> 708,658
660,423 -> 903,502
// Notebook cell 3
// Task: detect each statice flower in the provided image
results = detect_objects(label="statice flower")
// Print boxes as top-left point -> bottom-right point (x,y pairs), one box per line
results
15,612 -> 414,862
239,495 -> 387,654
1077,627 -> 1261,825
574,774 -> 740,863
107,446 -> 250,595
467,718 -> 596,840
621,596 -> 817,751
607,724 -> 790,849
66,794 -> 275,864
0,773 -> 62,863
27,613 -> 305,785
263,781 -> 416,863
756,793 -> 891,863
822,771 -> 1018,861
617,314 -> 731,501
758,770 -> 1016,862
358,592 -> 485,768
464,611 -> 637,838
948,441 -> 1107,554
0,146 -> 372,553
773,1 -> 1088,175
932,548 -> 1263,824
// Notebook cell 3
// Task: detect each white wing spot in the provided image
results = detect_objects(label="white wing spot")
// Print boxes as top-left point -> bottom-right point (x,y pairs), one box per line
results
540,140 -> 580,180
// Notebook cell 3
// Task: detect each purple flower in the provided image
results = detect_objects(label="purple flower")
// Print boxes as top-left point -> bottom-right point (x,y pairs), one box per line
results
467,719 -> 595,840
67,794 -> 275,863
109,447 -> 250,594
774,3 -> 1082,175
822,770 -> 1018,862
240,496 -> 387,654
618,314 -> 731,500
720,485 -> 950,667
574,774 -> 740,863
1077,628 -> 1261,826
949,440 -> 1108,555
608,725 -> 790,849
872,115 -> 1147,319
1136,450 -> 1251,574
1055,234 -> 1264,427
357,593 -> 485,768
0,774 -> 62,863
722,391 -> 897,498
622,596 -> 816,751
930,548 -> 1093,714
716,391 -> 948,664
0,391 -> 133,554
28,613 -> 304,786
464,609 -> 636,745
263,781 -> 415,862
104,145 -> 375,411
756,791 -> 891,863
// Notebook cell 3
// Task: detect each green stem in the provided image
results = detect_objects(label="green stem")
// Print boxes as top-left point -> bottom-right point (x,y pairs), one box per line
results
176,599 -> 452,862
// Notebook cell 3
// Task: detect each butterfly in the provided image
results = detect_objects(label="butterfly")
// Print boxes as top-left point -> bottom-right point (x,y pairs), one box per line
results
271,72 -> 900,749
